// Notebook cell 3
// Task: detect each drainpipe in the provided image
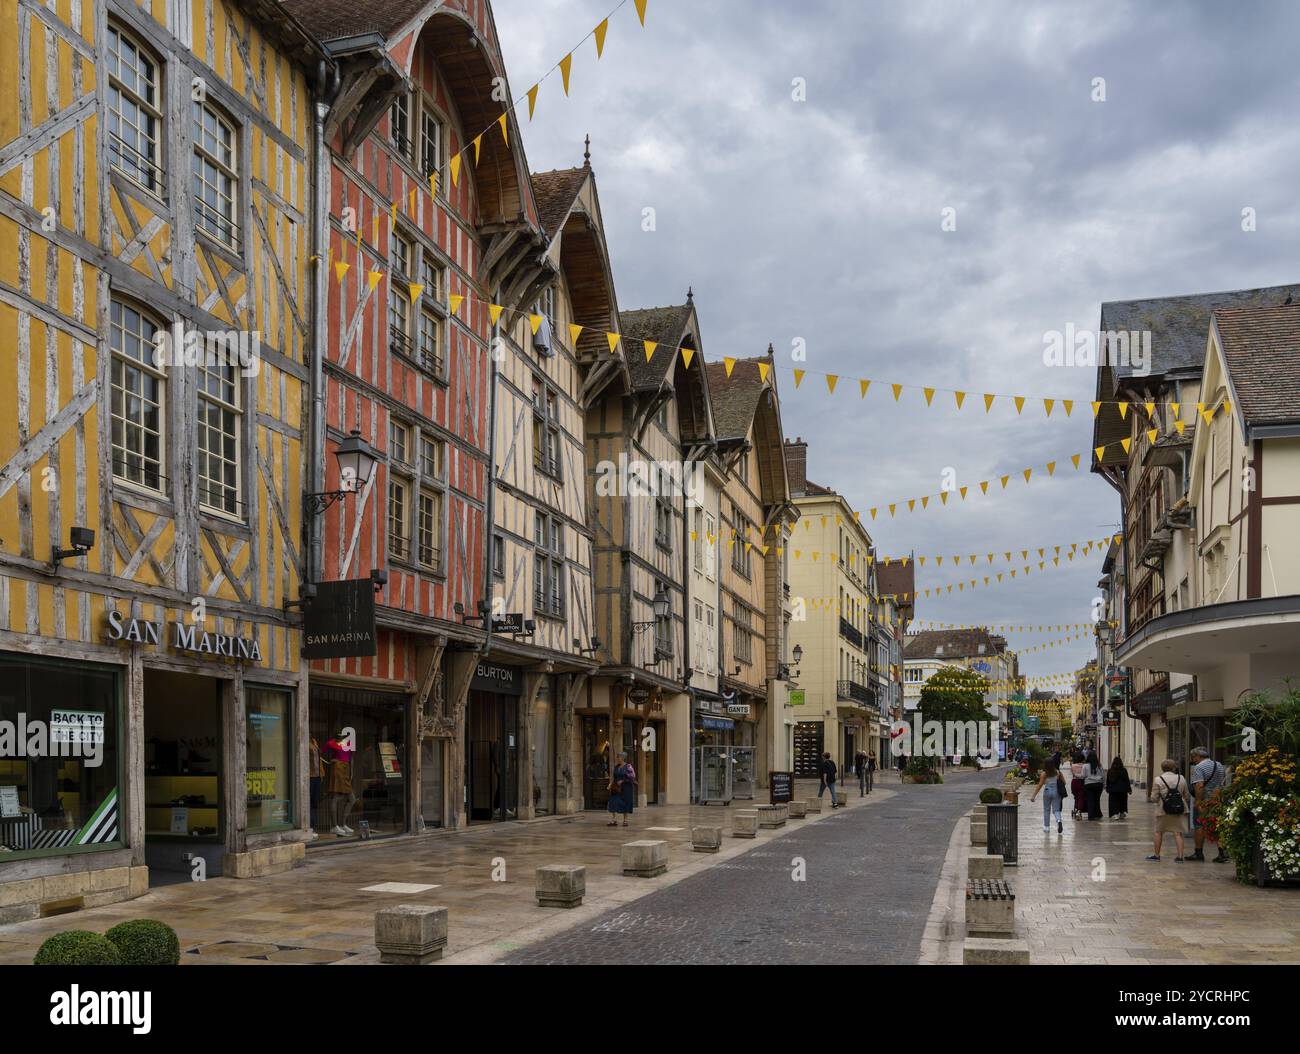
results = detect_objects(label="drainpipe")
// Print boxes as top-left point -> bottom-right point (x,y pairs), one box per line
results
477,300 -> 500,661
309,62 -> 341,590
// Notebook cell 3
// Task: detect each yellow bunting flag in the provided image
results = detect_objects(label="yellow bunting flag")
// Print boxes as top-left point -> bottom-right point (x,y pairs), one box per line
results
489,304 -> 504,326
921,496 -> 930,509
892,383 -> 903,401
635,0 -> 649,25
473,135 -> 482,164
429,172 -> 438,198
979,480 -> 989,494
889,504 -> 897,517
923,387 -> 936,405
569,323 -> 583,345
960,486 -> 968,499
498,113 -> 509,147
529,314 -> 544,335
984,393 -> 995,412
681,346 -> 696,368
595,18 -> 609,56
907,500 -> 916,512
1121,437 -> 1132,454
1095,445 -> 1106,461
1014,396 -> 1026,414
794,369 -> 805,388
1175,420 -> 1186,435
955,391 -> 966,409
334,261 -> 350,284
859,379 -> 870,398
870,508 -> 878,520
607,332 -> 621,353
1000,475 -> 1010,488
450,155 -> 461,186
758,362 -> 770,382
1147,428 -> 1158,443
1118,401 -> 1129,419
1044,399 -> 1054,417
560,53 -> 573,95
1071,453 -> 1081,469
407,282 -> 424,304
939,492 -> 949,505
1046,461 -> 1056,476
724,357 -> 737,378
1063,400 -> 1074,416
1091,401 -> 1102,417
527,84 -> 540,120
390,202 -> 397,224
368,269 -> 383,291
826,375 -> 839,394
1023,468 -> 1032,482
643,340 -> 657,362
449,294 -> 464,315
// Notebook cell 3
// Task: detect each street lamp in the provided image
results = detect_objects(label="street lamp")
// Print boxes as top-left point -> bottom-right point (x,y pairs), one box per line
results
306,430 -> 379,514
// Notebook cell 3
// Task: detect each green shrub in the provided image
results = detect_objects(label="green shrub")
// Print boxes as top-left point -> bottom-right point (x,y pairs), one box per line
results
979,787 -> 1004,804
33,930 -> 122,966
105,919 -> 181,966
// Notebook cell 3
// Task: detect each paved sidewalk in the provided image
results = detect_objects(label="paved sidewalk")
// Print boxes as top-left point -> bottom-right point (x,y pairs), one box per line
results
0,779 -> 883,966
930,787 -> 1300,965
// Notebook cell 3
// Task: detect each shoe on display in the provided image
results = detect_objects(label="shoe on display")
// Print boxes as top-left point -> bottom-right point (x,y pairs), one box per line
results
330,826 -> 348,836
341,824 -> 355,834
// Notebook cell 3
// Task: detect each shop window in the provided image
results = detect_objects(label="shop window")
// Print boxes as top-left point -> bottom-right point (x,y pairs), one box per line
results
245,686 -> 293,832
0,655 -> 121,860
309,685 -> 407,841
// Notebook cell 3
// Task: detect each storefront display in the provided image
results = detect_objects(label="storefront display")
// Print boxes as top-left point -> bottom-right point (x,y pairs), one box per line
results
530,677 -> 556,816
143,670 -> 222,846
245,687 -> 293,831
0,654 -> 121,859
309,684 -> 407,841
582,715 -> 611,809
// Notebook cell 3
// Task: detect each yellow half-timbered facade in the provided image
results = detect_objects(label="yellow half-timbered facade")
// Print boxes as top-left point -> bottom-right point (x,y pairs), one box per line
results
0,0 -> 326,917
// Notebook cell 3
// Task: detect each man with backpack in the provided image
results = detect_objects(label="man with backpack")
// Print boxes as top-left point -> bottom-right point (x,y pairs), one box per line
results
1189,746 -> 1230,862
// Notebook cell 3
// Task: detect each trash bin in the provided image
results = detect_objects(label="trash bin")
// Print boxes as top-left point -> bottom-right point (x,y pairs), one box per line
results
986,802 -> 1018,865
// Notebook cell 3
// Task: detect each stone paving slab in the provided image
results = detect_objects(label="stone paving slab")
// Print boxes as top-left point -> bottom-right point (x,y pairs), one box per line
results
0,779 -> 885,966
926,788 -> 1300,965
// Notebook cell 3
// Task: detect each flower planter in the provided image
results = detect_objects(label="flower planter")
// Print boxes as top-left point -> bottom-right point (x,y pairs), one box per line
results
1253,844 -> 1300,888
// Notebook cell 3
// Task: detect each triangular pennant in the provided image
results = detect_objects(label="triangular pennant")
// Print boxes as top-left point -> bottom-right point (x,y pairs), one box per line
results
1043,398 -> 1054,417
1023,468 -> 1032,482
1121,437 -> 1132,454
1095,445 -> 1106,462
334,261 -> 350,284
560,53 -> 574,95
450,154 -> 461,186
758,362 -> 771,382
643,340 -> 657,362
826,375 -> 839,394
984,393 -> 995,412
635,0 -> 648,26
569,323 -> 583,345
498,113 -> 509,147
979,480 -> 989,494
594,18 -> 609,57
1063,400 -> 1074,416
1046,461 -> 1056,476
724,357 -> 737,378
1014,396 -> 1026,414
681,346 -> 695,369
1091,400 -> 1102,417
955,391 -> 966,409
527,84 -> 540,120
407,282 -> 424,304
794,369 -> 805,388
1071,453 -> 1081,470
449,294 -> 464,315
1118,401 -> 1129,419
907,499 -> 916,512
923,387 -> 936,405
1147,428 -> 1158,443
892,383 -> 903,401
529,313 -> 544,336
473,135 -> 482,164
368,269 -> 383,291
1000,475 -> 1010,488
489,304 -> 504,326
606,332 -> 621,353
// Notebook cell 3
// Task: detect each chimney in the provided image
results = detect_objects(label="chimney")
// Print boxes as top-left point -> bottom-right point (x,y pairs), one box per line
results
784,436 -> 807,495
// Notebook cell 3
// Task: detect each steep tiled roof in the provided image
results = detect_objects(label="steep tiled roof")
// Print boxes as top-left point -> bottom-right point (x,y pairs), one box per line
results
621,305 -> 693,391
280,0 -> 431,41
703,358 -> 767,441
876,560 -> 915,601
531,167 -> 587,239
1213,303 -> 1300,428
904,628 -> 999,661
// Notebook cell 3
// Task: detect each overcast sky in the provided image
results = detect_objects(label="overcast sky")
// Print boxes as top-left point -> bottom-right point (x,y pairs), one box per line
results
496,0 -> 1300,685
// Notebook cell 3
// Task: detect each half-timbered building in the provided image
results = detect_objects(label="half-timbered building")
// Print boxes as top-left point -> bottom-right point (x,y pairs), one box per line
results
0,0 -> 326,916
283,0 -> 548,833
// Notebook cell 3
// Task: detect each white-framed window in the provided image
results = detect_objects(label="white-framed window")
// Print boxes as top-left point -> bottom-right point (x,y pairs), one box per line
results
109,299 -> 166,493
421,108 -> 442,181
419,434 -> 445,481
196,350 -> 241,516
389,419 -> 410,465
107,24 -> 163,194
733,605 -> 753,665
417,488 -> 442,570
390,91 -> 412,159
193,101 -> 238,248
388,476 -> 409,561
534,512 -> 565,618
531,377 -> 562,479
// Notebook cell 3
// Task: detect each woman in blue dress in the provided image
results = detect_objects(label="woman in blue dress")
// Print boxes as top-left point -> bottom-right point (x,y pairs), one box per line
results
606,751 -> 637,827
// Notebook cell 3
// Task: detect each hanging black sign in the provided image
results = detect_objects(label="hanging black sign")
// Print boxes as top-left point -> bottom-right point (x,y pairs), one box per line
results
303,580 -> 378,658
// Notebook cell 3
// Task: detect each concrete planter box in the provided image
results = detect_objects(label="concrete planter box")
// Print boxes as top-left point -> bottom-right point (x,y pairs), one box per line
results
788,800 -> 808,818
622,840 -> 668,878
732,813 -> 759,838
968,854 -> 1004,880
756,805 -> 787,828
535,864 -> 586,908
804,797 -> 822,814
375,904 -> 448,964
691,826 -> 722,853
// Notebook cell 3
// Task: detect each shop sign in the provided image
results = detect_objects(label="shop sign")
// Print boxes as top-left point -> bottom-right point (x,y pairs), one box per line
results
50,710 -> 105,745
1171,684 -> 1195,706
1102,709 -> 1121,727
491,612 -> 525,634
471,662 -> 521,695
726,703 -> 751,716
303,580 -> 377,658
788,689 -> 806,707
105,611 -> 262,661
769,770 -> 794,804
1131,690 -> 1172,715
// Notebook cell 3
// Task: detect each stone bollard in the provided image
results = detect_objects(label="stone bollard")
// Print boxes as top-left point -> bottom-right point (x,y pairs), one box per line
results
756,804 -> 787,829
621,840 -> 668,877
970,818 -> 988,846
968,854 -> 1004,880
535,864 -> 586,908
788,800 -> 808,818
965,878 -> 1015,938
732,812 -> 759,838
963,937 -> 1030,965
836,790 -> 847,807
374,904 -> 448,964
805,796 -> 823,814
691,826 -> 722,853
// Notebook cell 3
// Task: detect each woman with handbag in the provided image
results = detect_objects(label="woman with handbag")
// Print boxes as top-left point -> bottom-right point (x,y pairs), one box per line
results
1148,758 -> 1190,861
1083,749 -> 1106,820
1029,759 -> 1067,834
607,751 -> 636,828
1069,751 -> 1087,820
1105,756 -> 1131,818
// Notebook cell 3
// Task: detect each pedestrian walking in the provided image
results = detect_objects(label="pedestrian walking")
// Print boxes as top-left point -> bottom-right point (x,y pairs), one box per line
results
1188,747 -> 1229,863
1069,751 -> 1087,820
818,752 -> 840,807
1083,749 -> 1105,820
1148,759 -> 1190,861
855,749 -> 868,797
606,751 -> 636,828
897,752 -> 908,773
1105,756 -> 1131,818
1030,759 -> 1067,834
867,751 -> 877,793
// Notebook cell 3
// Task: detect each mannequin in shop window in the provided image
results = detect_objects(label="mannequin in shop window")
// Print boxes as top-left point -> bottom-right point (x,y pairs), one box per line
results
321,730 -> 355,837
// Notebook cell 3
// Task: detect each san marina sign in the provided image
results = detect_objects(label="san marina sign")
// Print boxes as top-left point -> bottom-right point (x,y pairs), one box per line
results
104,610 -> 263,662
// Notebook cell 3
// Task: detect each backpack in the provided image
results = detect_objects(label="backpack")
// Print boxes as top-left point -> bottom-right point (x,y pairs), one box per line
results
1158,774 -> 1185,815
